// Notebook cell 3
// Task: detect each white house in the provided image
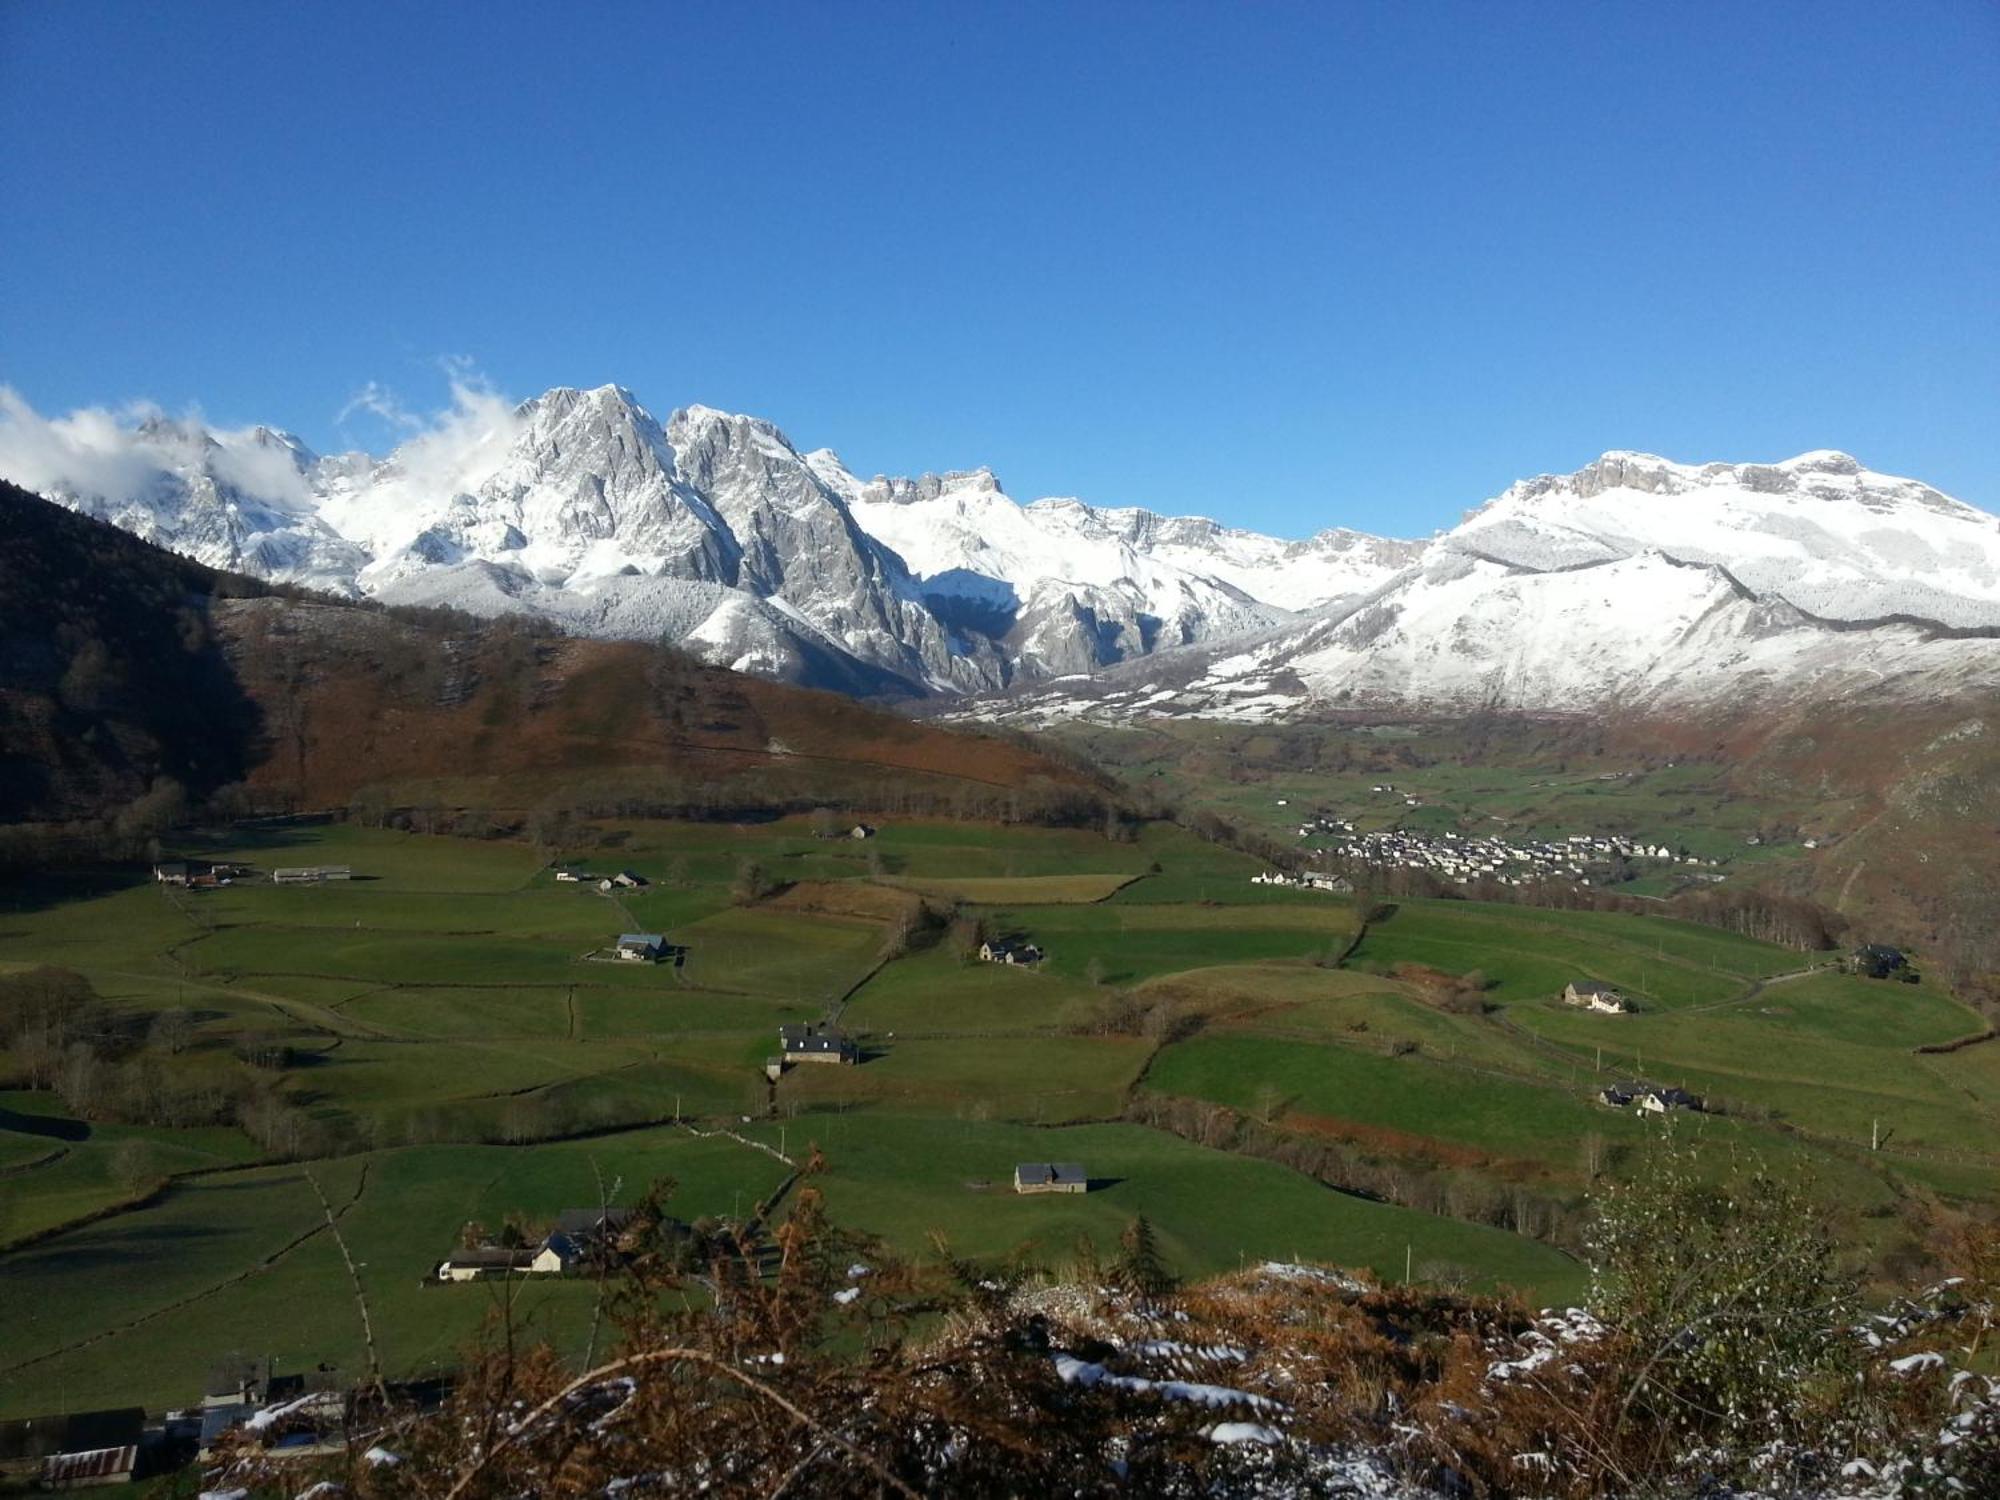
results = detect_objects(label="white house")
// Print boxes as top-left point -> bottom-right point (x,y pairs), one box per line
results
1563,980 -> 1629,1014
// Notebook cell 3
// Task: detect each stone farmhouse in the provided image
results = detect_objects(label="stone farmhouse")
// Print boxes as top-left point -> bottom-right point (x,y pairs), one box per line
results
1013,1162 -> 1088,1195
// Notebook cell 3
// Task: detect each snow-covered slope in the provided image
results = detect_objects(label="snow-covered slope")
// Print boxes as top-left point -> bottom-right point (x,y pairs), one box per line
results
0,382 -> 1418,694
7,383 -> 1993,713
988,451 -> 2000,721
820,458 -> 1421,675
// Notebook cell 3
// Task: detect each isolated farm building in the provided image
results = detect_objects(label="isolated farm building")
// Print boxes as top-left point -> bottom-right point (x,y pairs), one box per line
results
612,870 -> 648,888
434,1246 -> 542,1282
272,865 -> 351,884
1851,944 -> 1910,980
0,1407 -> 143,1485
153,860 -> 191,885
849,824 -> 876,839
979,939 -> 1044,965
615,933 -> 666,962
555,870 -> 595,883
1563,980 -> 1629,1014
1013,1162 -> 1088,1195
779,1022 -> 857,1064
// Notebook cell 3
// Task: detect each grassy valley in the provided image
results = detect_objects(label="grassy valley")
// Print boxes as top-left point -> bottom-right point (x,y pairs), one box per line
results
4,810 -> 1994,1418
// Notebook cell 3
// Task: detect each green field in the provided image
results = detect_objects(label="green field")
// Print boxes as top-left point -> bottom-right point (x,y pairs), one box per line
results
1,813 -> 1992,1420
736,1113 -> 1581,1298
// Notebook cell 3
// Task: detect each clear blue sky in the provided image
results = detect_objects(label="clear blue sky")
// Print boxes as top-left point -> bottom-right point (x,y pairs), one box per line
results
2,1 -> 1995,536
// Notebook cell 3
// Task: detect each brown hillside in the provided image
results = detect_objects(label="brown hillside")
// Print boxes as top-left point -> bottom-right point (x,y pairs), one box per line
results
0,481 -> 1102,846
215,598 -> 1093,814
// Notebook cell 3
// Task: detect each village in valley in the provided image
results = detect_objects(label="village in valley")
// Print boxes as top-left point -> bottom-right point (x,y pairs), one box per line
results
1267,789 -> 1724,893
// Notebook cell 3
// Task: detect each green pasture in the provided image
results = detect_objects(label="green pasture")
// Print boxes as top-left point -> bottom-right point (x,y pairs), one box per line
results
778,1035 -> 1152,1124
1348,900 -> 1798,1009
739,1113 -> 1584,1301
842,946 -> 1103,1034
0,1090 -> 261,1247
674,907 -> 886,1003
889,873 -> 1138,904
1143,1035 -> 1646,1171
982,902 -> 1359,987
0,1129 -> 789,1418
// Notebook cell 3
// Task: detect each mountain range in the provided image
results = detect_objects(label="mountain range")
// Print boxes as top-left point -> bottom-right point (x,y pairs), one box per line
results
5,385 -> 1996,714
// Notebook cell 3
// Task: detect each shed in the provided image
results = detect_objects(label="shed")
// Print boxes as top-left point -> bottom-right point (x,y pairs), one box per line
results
43,1443 -> 139,1486
0,1409 -> 145,1480
435,1246 -> 540,1282
1013,1162 -> 1088,1195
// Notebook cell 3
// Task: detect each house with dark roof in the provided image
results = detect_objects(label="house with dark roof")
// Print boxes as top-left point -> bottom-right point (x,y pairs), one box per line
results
1851,944 -> 1912,980
778,1022 -> 857,1065
1013,1162 -> 1088,1195
615,933 -> 666,962
1599,1081 -> 1704,1114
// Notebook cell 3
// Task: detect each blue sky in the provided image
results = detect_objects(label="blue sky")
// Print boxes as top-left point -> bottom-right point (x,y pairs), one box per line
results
2,1 -> 1995,537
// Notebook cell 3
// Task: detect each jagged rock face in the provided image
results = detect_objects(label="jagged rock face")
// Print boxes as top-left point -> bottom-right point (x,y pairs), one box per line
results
15,382 -> 1418,696
18,386 -> 1993,714
41,418 -> 367,591
479,387 -> 739,582
664,407 -> 1005,694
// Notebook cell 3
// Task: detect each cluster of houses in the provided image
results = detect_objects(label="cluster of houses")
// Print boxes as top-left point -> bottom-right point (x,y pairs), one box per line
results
978,938 -> 1044,965
0,1359 -> 449,1488
153,859 -> 355,887
434,1207 -> 636,1282
1284,817 -> 1715,889
554,867 -> 649,892
1249,870 -> 1354,893
1598,1081 -> 1705,1114
151,859 -> 248,888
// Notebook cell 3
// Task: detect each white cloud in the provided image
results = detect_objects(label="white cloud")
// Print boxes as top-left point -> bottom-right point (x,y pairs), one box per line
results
337,380 -> 422,432
0,388 -> 319,514
318,370 -> 525,558
0,387 -> 174,508
1,364 -> 522,546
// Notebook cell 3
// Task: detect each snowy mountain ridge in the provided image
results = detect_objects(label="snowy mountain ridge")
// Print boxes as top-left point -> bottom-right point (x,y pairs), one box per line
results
3,381 -> 1995,712
986,449 -> 2000,724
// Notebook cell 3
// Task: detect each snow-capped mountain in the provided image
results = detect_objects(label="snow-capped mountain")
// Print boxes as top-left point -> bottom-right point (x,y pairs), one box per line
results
991,450 -> 2000,721
6,382 -> 1995,713
0,383 -> 1415,695
806,458 -> 1422,678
